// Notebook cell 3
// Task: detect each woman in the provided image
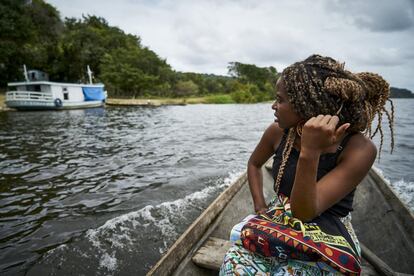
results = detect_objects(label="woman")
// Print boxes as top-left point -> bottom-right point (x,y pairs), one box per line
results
220,55 -> 394,275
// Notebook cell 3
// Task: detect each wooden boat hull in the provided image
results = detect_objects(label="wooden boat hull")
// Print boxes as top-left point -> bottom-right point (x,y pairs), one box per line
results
148,162 -> 414,275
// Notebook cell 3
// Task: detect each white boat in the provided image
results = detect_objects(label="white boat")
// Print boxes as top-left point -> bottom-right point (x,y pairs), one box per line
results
5,66 -> 107,110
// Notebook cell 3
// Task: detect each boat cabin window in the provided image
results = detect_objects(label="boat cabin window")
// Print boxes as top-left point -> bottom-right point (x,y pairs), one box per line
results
63,87 -> 69,100
26,85 -> 41,92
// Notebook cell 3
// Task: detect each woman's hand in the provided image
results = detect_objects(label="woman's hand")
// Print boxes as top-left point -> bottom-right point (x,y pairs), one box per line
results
301,115 -> 350,154
254,204 -> 268,215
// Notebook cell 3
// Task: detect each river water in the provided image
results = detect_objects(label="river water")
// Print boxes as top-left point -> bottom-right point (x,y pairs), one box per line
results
0,100 -> 413,275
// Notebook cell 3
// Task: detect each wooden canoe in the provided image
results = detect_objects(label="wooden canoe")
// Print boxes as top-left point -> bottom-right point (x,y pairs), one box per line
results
147,160 -> 414,275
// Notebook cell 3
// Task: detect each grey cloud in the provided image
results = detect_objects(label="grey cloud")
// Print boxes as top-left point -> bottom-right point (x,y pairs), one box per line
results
243,38 -> 307,67
356,53 -> 404,67
326,0 -> 414,32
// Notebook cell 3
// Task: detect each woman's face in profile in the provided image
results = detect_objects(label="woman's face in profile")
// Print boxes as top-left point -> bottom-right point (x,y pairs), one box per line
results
272,78 -> 302,129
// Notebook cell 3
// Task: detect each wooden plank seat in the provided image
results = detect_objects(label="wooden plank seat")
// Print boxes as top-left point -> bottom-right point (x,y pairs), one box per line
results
192,237 -> 232,270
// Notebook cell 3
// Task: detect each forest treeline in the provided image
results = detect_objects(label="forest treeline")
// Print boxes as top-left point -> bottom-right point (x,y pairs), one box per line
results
0,0 -> 278,102
390,87 -> 414,98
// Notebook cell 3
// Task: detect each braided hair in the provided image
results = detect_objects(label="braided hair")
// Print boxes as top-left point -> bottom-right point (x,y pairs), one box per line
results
274,54 -> 394,195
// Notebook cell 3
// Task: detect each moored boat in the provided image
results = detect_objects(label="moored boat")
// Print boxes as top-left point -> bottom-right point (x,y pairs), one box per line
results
5,66 -> 107,110
147,161 -> 414,275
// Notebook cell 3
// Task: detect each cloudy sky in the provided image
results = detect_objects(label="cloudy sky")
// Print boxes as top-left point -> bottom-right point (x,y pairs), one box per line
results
46,0 -> 414,90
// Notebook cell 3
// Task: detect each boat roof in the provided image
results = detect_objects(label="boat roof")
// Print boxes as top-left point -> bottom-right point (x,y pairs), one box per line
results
7,81 -> 104,88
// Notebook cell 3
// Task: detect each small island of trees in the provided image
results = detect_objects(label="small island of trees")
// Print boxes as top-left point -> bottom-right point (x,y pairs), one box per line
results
390,87 -> 414,98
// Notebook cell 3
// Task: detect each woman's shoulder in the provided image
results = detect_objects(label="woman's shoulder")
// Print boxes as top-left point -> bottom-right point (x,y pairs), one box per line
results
347,132 -> 376,150
338,132 -> 377,164
266,122 -> 285,135
263,122 -> 285,150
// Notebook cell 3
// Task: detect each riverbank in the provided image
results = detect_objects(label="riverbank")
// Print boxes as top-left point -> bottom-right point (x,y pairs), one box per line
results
0,93 -> 9,111
0,93 -> 268,111
106,98 -> 187,106
106,94 -> 236,106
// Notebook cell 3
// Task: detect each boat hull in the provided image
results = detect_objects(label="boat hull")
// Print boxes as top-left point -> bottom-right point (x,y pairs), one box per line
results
6,80 -> 107,111
6,99 -> 105,110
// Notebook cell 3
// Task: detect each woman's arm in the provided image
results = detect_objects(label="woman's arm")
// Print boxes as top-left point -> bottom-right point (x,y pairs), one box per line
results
290,115 -> 377,221
248,123 -> 284,214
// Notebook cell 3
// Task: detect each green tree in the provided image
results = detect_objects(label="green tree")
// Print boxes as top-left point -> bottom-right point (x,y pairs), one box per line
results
54,15 -> 142,82
100,46 -> 173,98
0,0 -> 61,87
227,62 -> 279,102
230,84 -> 255,103
174,80 -> 199,97
228,62 -> 278,91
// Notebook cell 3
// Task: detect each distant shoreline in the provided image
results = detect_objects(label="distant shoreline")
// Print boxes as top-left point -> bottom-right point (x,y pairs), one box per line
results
106,98 -> 191,106
1,93 -> 413,112
106,95 -> 236,106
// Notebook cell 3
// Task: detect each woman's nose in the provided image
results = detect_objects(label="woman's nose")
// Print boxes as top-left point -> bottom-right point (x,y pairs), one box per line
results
272,101 -> 277,110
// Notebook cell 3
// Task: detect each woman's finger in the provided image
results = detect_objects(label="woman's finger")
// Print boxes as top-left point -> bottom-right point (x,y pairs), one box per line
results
327,115 -> 339,128
315,115 -> 324,122
305,116 -> 316,125
320,115 -> 332,125
334,123 -> 350,140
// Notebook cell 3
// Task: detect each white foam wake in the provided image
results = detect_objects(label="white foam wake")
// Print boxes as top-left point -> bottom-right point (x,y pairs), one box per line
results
85,170 -> 244,273
372,166 -> 414,212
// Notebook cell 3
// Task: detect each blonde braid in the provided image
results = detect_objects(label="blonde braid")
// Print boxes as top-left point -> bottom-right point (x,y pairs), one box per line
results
364,100 -> 374,137
374,112 -> 384,159
378,121 -> 384,160
274,128 -> 296,195
383,106 -> 395,153
388,99 -> 395,152
370,111 -> 382,138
